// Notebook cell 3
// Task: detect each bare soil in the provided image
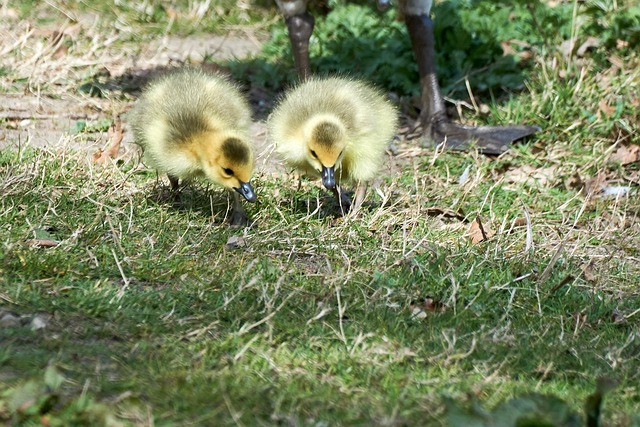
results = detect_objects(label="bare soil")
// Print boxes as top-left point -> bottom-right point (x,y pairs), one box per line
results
0,27 -> 271,161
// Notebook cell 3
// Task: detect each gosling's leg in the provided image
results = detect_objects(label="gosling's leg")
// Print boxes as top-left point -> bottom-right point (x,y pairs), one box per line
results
228,191 -> 251,227
401,1 -> 538,155
168,174 -> 180,191
276,0 -> 314,80
332,186 -> 351,216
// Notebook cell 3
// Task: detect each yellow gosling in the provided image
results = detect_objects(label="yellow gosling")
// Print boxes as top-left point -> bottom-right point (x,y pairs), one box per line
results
268,76 -> 398,214
130,68 -> 256,225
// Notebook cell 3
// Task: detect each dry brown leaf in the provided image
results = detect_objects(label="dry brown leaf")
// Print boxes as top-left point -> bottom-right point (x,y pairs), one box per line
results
598,99 -> 616,118
617,39 -> 629,50
468,217 -> 495,244
424,207 -> 466,221
52,43 -> 68,59
576,36 -> 599,57
610,144 -> 640,166
564,172 -> 584,191
581,260 -> 597,282
92,117 -> 124,163
504,165 -> 557,187
608,54 -> 624,69
500,40 -> 518,56
582,172 -> 607,196
512,217 -> 527,227
24,239 -> 59,248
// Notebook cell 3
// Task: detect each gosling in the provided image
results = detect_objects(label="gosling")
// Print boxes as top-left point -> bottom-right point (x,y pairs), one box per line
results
130,68 -> 256,226
268,76 -> 398,214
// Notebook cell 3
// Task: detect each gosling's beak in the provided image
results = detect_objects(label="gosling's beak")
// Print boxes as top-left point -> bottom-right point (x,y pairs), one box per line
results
321,165 -> 336,190
235,181 -> 256,202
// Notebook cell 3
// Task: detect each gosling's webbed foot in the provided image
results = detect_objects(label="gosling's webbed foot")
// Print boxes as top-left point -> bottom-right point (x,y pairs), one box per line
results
429,121 -> 540,155
228,208 -> 252,228
228,191 -> 253,227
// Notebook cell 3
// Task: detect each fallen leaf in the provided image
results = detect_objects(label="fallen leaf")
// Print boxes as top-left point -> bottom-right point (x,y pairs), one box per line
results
610,144 -> 640,165
511,217 -> 527,227
500,40 -> 518,56
601,186 -> 631,198
576,36 -> 599,57
92,117 -> 123,163
424,207 -> 466,221
581,260 -> 596,282
409,305 -> 427,320
565,172 -> 584,191
608,54 -> 624,69
52,43 -> 68,59
458,165 -> 471,185
467,217 -> 495,244
30,313 -> 51,331
24,239 -> 59,248
225,235 -> 246,249
598,99 -> 616,118
504,165 -> 557,187
1,312 -> 21,328
582,172 -> 607,196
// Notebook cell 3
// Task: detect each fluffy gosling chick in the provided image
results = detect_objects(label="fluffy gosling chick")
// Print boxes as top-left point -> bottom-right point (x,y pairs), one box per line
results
268,76 -> 398,213
130,68 -> 256,225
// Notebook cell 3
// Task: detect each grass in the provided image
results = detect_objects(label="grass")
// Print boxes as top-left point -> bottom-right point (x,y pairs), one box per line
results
1,0 -> 640,426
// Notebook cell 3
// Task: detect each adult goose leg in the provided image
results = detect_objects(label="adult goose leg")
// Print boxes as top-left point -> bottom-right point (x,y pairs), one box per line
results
276,0 -> 314,80
401,0 -> 538,155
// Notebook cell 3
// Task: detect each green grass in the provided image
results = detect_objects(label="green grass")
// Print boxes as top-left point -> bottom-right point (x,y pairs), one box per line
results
1,138 -> 639,425
2,0 -> 640,426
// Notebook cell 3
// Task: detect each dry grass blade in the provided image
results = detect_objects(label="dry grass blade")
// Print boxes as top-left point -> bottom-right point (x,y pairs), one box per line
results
521,202 -> 533,256
539,240 -> 566,286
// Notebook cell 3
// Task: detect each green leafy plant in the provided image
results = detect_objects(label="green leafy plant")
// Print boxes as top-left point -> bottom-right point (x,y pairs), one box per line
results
445,378 -> 618,427
1,366 -> 121,426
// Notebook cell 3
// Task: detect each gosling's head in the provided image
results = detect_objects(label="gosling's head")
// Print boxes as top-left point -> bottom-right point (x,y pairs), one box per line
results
304,116 -> 347,190
204,136 -> 256,202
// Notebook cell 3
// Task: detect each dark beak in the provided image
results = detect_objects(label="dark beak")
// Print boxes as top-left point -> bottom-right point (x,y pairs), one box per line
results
321,165 -> 335,190
235,181 -> 256,202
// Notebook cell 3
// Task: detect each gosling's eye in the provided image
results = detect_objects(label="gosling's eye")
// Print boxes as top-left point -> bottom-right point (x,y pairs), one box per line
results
223,168 -> 234,176
310,150 -> 318,158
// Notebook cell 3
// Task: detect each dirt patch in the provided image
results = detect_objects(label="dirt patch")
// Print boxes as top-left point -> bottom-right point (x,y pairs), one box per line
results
0,19 -> 278,165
